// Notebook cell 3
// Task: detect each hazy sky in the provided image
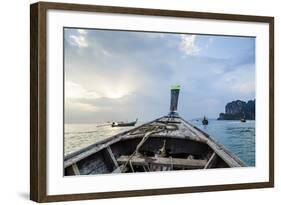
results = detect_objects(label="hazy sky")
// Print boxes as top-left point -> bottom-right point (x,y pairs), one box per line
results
64,28 -> 255,123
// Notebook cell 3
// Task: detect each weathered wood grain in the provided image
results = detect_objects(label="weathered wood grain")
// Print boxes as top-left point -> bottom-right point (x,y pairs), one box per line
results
117,155 -> 207,169
105,146 -> 119,168
112,164 -> 128,173
204,153 -> 217,169
71,164 -> 80,175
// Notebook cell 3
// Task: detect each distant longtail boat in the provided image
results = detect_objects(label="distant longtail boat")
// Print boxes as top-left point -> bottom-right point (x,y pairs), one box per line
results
202,116 -> 209,125
111,119 -> 138,127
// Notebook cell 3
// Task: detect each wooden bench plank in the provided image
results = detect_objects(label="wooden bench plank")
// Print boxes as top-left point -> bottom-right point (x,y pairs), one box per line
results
105,146 -> 119,168
112,164 -> 128,173
204,152 -> 217,169
71,163 -> 80,175
117,155 -> 207,169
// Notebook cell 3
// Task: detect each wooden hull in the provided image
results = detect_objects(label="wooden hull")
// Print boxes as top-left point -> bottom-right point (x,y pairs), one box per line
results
64,116 -> 245,176
112,121 -> 136,127
202,119 -> 208,125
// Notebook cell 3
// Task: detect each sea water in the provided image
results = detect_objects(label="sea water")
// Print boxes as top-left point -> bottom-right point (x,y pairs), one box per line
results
190,119 -> 255,166
64,123 -> 142,156
65,120 -> 255,166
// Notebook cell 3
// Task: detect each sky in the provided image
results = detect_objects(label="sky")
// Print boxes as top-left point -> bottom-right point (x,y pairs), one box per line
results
64,28 -> 255,123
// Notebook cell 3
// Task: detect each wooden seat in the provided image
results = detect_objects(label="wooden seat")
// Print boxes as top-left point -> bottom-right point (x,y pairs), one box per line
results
117,155 -> 207,169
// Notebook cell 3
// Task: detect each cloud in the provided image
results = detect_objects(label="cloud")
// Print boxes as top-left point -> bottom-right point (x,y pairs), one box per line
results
66,81 -> 100,99
179,34 -> 200,56
68,35 -> 88,47
212,63 -> 255,99
139,32 -> 165,39
77,29 -> 88,35
101,48 -> 112,57
205,37 -> 213,49
65,79 -> 136,101
65,99 -> 99,112
64,28 -> 255,122
67,30 -> 89,48
231,82 -> 255,95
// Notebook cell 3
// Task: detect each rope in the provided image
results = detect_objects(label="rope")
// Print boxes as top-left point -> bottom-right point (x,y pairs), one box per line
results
121,122 -> 179,172
121,126 -> 165,172
129,160 -> 135,172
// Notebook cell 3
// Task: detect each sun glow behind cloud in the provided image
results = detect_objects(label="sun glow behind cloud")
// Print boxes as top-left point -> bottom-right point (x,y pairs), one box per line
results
65,80 -> 134,100
65,80 -> 135,118
66,81 -> 100,99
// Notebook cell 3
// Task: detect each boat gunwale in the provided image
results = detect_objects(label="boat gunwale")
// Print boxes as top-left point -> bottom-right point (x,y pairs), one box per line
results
64,116 -> 246,169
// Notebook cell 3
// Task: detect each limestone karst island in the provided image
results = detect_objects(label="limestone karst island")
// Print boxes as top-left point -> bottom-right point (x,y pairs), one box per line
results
218,100 -> 255,120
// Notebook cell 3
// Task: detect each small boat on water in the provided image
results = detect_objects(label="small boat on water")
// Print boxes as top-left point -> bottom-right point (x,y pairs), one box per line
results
202,116 -> 208,125
112,119 -> 138,127
64,86 -> 245,176
240,118 -> 246,123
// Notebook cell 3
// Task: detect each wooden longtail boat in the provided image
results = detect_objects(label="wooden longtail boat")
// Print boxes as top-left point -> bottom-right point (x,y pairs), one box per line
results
64,85 -> 245,176
240,118 -> 246,123
111,119 -> 138,127
202,116 -> 208,125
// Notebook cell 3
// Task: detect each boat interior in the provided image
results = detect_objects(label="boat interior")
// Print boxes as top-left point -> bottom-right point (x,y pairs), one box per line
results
65,134 -> 230,176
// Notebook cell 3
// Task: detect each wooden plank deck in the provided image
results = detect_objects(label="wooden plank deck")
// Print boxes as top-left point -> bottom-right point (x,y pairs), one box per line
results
117,155 -> 207,169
